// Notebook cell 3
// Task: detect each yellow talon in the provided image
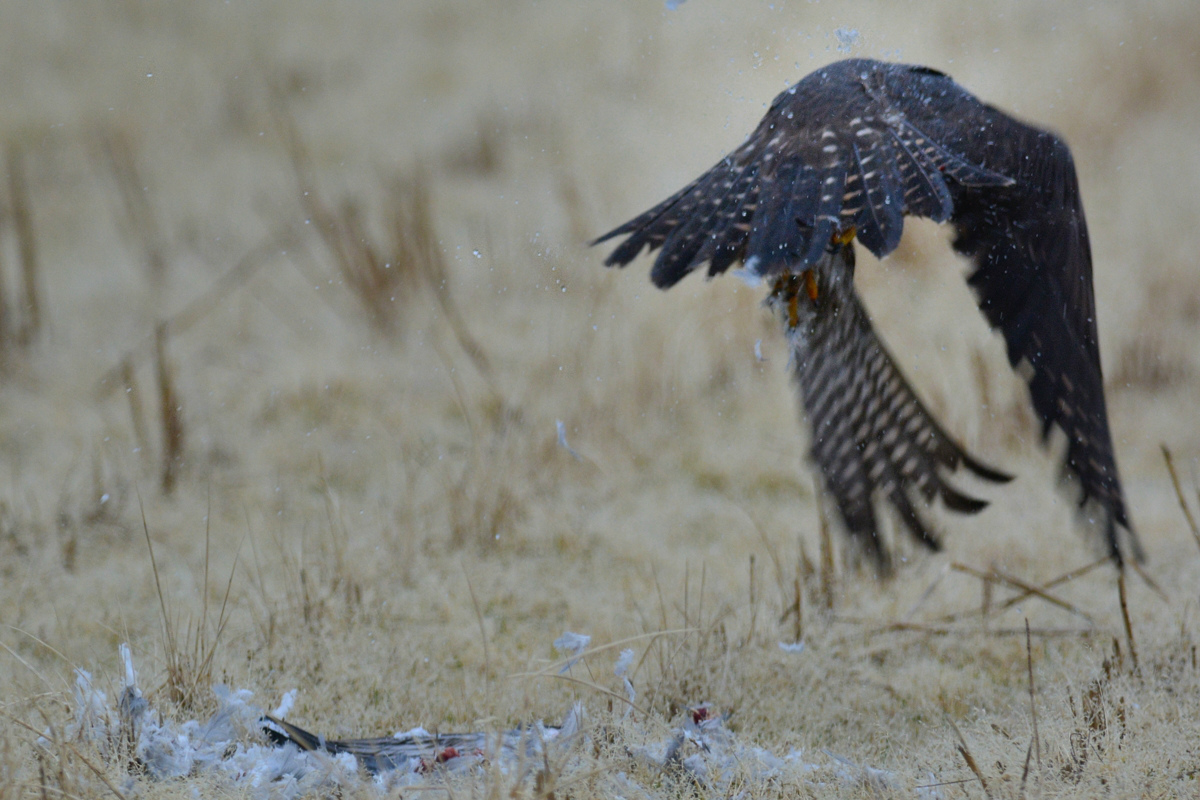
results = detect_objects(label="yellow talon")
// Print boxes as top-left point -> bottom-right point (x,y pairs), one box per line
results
803,269 -> 819,302
833,225 -> 857,246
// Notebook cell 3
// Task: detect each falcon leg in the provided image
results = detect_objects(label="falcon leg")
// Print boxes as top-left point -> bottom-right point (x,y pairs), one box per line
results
769,270 -> 820,329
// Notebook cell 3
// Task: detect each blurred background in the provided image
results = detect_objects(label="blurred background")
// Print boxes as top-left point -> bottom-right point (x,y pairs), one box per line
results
1,1 -> 1199,792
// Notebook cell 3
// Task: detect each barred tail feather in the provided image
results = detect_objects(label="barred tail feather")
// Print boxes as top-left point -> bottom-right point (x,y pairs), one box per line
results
775,250 -> 1007,566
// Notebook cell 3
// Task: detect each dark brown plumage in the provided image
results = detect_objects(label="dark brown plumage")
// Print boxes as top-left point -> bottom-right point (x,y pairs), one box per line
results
594,58 -> 1140,569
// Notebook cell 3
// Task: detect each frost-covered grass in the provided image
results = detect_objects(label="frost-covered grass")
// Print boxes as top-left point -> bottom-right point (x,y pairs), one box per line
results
2,2 -> 1200,798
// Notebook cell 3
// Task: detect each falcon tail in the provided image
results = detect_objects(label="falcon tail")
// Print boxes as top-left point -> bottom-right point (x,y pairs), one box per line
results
770,248 -> 1010,571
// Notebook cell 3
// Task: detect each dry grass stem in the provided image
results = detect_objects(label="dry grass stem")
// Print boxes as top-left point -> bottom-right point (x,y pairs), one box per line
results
513,629 -> 696,679
951,562 -> 1094,623
6,145 -> 39,344
277,101 -> 501,404
463,565 -> 492,697
937,557 -> 1109,623
154,323 -> 184,495
120,356 -> 149,462
138,493 -> 178,700
1162,443 -> 1200,553
791,574 -> 804,643
396,178 -> 499,393
96,233 -> 294,398
277,104 -> 418,337
845,618 -> 1094,638
96,127 -> 168,284
1025,619 -> 1042,787
902,562 -> 950,622
2,710 -> 128,800
1117,569 -> 1139,673
532,672 -> 652,720
746,554 -> 757,643
0,211 -> 9,354
816,480 -> 835,612
948,718 -> 992,799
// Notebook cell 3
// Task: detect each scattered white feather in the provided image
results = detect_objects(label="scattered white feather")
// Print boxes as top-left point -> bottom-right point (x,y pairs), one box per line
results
120,642 -> 138,689
553,631 -> 590,654
56,643 -> 913,797
614,648 -> 636,718
732,260 -> 764,287
273,688 -> 298,719
56,669 -> 113,752
393,725 -> 432,739
554,630 -> 590,672
613,648 -> 634,677
555,419 -> 582,461
835,27 -> 862,54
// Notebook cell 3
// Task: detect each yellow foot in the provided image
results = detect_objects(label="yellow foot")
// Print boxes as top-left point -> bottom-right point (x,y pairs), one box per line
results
803,269 -> 818,303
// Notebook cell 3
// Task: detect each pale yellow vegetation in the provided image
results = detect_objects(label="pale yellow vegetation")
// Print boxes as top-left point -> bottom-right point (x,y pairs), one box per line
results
1,2 -> 1199,797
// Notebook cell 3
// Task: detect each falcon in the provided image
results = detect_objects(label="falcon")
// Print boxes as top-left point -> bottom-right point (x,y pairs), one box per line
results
593,58 -> 1141,571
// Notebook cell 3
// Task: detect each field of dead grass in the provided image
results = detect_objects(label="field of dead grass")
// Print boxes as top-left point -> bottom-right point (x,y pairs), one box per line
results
2,1 -> 1200,797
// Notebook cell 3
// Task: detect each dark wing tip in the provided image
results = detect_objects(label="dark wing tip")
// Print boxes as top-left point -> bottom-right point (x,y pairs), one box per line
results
1119,518 -> 1146,566
959,452 -> 1014,484
870,547 -> 896,579
590,222 -> 632,249
649,255 -> 690,289
890,489 -> 944,552
1091,493 -> 1143,567
599,227 -> 660,268
940,485 -> 990,515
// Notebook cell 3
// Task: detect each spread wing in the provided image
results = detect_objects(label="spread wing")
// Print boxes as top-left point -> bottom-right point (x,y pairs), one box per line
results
883,67 -> 1139,563
593,59 -> 1138,563
593,61 -> 1012,288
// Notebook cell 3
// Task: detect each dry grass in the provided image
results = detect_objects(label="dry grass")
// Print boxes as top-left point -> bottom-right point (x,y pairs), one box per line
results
1,1 -> 1200,797
0,140 -> 43,358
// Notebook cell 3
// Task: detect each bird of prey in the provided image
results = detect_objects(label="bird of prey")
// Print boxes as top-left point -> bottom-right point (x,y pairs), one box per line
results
593,58 -> 1140,571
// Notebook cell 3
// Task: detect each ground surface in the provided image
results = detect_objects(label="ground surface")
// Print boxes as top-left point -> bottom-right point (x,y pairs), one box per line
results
2,2 -> 1200,797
